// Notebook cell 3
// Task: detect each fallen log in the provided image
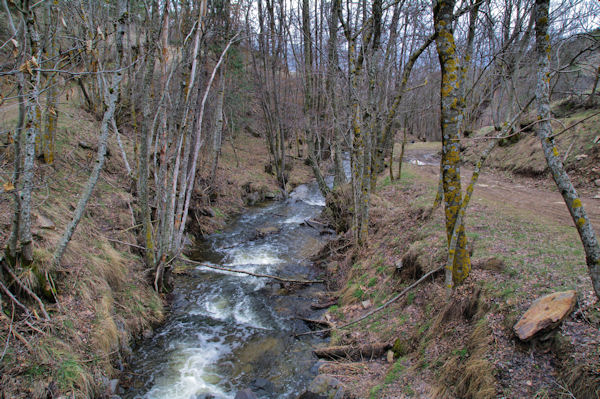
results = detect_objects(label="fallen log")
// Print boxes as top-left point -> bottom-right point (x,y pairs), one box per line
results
179,258 -> 325,284
314,342 -> 391,361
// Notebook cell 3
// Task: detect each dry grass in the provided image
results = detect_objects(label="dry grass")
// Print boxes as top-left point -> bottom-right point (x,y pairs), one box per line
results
0,93 -> 164,398
432,318 -> 496,399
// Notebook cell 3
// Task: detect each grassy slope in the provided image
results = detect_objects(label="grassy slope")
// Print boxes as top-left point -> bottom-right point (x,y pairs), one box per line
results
0,94 -> 311,397
317,162 -> 599,398
463,104 -> 600,195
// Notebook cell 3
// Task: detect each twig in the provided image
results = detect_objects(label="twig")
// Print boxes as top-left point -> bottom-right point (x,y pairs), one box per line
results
0,309 -> 32,353
178,258 -> 325,284
107,238 -> 145,250
0,303 -> 14,362
563,135 -> 577,163
296,266 -> 443,337
4,266 -> 50,321
0,280 -> 34,319
549,109 -> 600,139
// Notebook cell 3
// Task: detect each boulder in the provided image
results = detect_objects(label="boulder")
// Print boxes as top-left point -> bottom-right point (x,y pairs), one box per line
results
36,213 -> 55,230
594,178 -> 600,187
241,182 -> 271,206
513,290 -> 577,341
298,375 -> 344,399
234,389 -> 258,399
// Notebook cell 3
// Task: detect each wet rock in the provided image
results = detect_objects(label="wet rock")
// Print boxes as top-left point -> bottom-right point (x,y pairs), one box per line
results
255,226 -> 280,238
142,329 -> 153,339
235,390 -> 258,399
298,375 -> 345,399
310,360 -> 326,374
513,290 -> 577,341
241,182 -> 272,206
108,379 -> 119,394
251,378 -> 275,397
195,394 -> 216,399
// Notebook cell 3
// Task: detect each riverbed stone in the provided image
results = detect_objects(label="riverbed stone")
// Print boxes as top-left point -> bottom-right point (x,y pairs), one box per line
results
513,290 -> 577,341
234,390 -> 258,399
298,375 -> 345,399
255,226 -> 280,238
251,378 -> 275,397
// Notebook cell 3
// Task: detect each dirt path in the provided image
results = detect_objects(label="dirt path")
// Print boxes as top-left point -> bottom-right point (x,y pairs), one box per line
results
404,148 -> 600,228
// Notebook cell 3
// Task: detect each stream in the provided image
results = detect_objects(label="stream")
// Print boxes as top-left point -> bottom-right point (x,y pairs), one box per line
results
124,178 -> 337,399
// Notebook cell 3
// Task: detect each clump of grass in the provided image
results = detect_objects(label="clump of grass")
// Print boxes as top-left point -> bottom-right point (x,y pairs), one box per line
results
433,318 -> 496,399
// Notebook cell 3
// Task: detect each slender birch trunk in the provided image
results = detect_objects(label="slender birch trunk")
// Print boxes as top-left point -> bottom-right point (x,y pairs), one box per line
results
209,71 -> 226,186
139,2 -> 161,268
20,3 -> 43,265
3,0 -> 25,264
534,0 -> 600,299
53,0 -> 128,267
175,36 -> 236,253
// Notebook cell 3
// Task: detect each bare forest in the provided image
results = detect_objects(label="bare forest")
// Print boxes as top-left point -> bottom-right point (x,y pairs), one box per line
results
1,0 -> 600,398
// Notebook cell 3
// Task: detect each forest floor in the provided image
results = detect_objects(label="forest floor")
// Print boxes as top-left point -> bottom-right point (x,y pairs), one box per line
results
313,110 -> 600,398
0,94 -> 313,398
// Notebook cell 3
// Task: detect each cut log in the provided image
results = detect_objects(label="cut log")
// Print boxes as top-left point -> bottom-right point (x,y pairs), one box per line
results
314,343 -> 391,361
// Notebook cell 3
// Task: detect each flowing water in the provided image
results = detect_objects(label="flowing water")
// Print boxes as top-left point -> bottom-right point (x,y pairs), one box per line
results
124,179 -> 336,399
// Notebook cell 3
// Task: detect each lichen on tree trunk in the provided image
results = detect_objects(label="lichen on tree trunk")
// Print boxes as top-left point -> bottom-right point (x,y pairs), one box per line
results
534,0 -> 600,299
434,0 -> 471,288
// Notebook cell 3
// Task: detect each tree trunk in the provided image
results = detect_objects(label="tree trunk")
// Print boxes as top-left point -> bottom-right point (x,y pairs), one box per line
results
53,0 -> 127,267
3,0 -> 24,264
209,71 -> 225,186
434,0 -> 471,289
19,4 -> 43,265
534,0 -> 600,299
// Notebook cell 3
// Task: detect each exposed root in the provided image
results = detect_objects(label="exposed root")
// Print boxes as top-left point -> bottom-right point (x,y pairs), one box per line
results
3,264 -> 51,321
